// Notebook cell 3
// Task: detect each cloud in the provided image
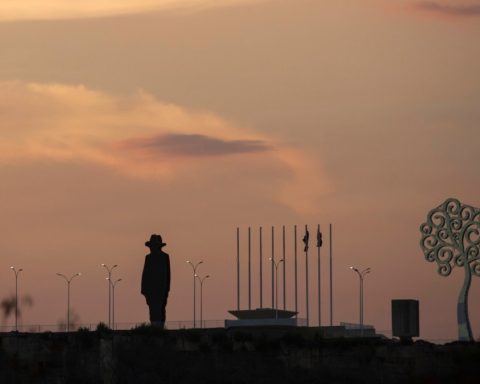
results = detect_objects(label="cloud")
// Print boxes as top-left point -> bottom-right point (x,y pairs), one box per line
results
414,1 -> 480,17
0,0 -> 260,22
0,81 -> 267,174
121,133 -> 271,157
0,81 -> 329,213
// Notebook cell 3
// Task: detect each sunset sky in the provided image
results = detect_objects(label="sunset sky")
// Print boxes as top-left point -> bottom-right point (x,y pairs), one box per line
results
1,0 -> 479,341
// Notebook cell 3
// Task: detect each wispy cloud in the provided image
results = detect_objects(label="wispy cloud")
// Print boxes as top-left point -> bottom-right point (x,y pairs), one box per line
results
415,1 -> 480,17
122,133 -> 270,157
0,0 -> 260,22
0,81 -> 329,213
0,81 -> 268,174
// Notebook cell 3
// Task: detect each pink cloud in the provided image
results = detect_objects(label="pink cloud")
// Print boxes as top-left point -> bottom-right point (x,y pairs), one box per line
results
0,81 -> 330,213
414,1 -> 480,17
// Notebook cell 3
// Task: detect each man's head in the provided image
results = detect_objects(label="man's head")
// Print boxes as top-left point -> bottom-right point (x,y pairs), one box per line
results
145,234 -> 166,250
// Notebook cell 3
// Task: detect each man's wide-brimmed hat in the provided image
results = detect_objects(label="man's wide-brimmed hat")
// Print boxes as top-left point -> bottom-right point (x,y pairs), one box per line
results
145,234 -> 166,248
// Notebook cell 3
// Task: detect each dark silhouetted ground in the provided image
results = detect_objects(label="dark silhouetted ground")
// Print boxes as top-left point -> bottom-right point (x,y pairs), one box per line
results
0,326 -> 478,383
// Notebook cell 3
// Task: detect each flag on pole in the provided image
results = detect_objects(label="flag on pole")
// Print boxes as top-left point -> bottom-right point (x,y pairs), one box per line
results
303,226 -> 309,252
317,225 -> 323,248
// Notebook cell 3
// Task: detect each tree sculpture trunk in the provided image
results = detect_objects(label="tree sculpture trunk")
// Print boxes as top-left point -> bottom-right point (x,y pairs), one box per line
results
457,266 -> 473,341
420,198 -> 480,342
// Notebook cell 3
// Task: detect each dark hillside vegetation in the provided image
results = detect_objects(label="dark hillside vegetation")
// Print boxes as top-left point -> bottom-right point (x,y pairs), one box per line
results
0,327 -> 478,384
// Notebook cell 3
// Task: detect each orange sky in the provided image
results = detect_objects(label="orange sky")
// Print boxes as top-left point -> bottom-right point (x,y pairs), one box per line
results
1,0 -> 480,341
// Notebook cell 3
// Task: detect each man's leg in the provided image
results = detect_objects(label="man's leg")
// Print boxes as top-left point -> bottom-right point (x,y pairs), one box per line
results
160,295 -> 168,323
149,304 -> 164,328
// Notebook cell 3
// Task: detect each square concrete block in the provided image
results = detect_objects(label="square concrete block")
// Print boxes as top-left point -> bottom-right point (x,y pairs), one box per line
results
392,299 -> 419,338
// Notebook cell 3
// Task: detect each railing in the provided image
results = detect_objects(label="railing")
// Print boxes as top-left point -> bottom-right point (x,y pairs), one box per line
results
340,322 -> 375,330
0,318 -> 308,333
0,323 -> 460,344
375,329 -> 393,338
0,319 -> 227,333
115,320 -> 226,330
0,324 -> 66,333
296,318 -> 308,327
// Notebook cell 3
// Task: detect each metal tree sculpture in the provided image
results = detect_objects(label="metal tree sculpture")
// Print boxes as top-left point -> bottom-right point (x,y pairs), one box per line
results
420,198 -> 480,341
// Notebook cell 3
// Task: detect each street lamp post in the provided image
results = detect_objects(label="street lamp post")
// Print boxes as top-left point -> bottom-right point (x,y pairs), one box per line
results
56,272 -> 81,332
10,266 -> 23,332
195,274 -> 210,328
349,266 -> 371,334
101,264 -> 118,328
107,278 -> 122,330
269,258 -> 284,320
187,260 -> 203,328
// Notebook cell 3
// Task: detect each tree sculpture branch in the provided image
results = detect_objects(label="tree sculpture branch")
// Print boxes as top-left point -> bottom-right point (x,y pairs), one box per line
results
420,197 -> 480,341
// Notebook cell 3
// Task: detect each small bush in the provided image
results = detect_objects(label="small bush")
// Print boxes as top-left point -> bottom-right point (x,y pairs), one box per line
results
131,323 -> 150,332
95,322 -> 111,334
131,323 -> 167,337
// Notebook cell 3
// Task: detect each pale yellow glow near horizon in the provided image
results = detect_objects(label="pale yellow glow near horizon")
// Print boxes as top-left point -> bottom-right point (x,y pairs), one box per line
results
0,0 -> 260,21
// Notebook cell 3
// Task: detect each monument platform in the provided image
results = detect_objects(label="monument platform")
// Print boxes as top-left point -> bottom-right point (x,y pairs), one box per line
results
225,308 -> 299,328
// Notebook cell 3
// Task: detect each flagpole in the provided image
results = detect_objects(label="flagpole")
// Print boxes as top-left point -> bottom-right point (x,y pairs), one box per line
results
271,226 -> 275,309
237,227 -> 240,311
317,224 -> 322,327
259,226 -> 263,308
282,225 -> 286,310
329,223 -> 333,326
304,225 -> 309,327
248,226 -> 251,310
294,225 -> 298,317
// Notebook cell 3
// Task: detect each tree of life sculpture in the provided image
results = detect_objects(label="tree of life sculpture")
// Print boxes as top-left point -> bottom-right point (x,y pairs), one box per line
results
420,198 -> 480,341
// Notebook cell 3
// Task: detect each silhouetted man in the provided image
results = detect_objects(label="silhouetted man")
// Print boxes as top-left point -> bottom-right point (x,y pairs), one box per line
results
141,234 -> 171,328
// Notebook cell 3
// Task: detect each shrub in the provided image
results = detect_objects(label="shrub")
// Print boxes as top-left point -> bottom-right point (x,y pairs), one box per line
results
95,322 -> 111,334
